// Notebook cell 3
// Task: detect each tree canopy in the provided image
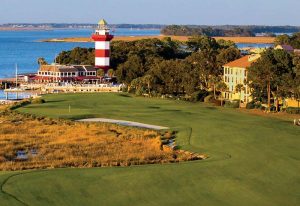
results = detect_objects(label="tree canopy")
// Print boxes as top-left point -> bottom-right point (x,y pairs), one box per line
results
275,32 -> 300,49
248,48 -> 298,110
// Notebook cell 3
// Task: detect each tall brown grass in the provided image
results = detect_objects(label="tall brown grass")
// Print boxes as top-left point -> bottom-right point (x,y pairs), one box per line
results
0,109 -> 204,171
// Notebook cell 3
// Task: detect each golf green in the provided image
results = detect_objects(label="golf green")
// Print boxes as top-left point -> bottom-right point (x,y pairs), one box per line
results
1,93 -> 299,206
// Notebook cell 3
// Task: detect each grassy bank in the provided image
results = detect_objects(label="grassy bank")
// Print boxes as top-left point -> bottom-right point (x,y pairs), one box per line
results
0,93 -> 299,205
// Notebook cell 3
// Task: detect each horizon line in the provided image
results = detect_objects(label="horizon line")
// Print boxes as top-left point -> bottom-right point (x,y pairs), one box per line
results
1,23 -> 300,27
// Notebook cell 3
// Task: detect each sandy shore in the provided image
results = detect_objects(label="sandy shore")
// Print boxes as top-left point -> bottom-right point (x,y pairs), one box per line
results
41,36 -> 275,44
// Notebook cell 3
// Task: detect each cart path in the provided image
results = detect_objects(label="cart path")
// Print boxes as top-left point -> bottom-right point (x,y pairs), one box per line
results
77,118 -> 169,130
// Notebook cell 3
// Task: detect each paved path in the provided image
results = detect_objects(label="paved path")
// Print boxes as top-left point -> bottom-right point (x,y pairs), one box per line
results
77,118 -> 169,130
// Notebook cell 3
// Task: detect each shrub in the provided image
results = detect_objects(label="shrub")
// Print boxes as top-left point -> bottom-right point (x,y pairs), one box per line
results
135,88 -> 144,96
204,95 -> 214,103
31,98 -> 45,104
246,101 -> 255,109
270,105 -> 276,112
190,90 -> 209,102
286,107 -> 300,114
121,86 -> 128,93
9,100 -> 31,110
224,100 -> 239,108
212,99 -> 223,106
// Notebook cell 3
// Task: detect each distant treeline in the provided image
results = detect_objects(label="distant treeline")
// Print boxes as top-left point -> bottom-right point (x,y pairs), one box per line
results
161,25 -> 300,37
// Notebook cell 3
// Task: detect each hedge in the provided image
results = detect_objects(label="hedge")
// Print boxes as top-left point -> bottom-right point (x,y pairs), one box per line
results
286,107 -> 300,114
224,100 -> 239,108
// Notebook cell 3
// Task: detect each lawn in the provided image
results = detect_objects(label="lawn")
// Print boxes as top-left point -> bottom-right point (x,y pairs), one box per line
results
1,93 -> 299,206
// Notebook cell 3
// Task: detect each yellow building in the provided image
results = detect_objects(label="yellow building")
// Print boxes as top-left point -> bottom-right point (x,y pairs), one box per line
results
284,98 -> 300,108
223,54 -> 260,104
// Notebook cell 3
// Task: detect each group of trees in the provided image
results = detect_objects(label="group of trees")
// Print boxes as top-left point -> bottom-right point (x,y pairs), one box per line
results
161,25 -> 300,37
53,36 -> 241,101
161,25 -> 255,37
114,36 -> 240,99
275,32 -> 300,49
248,49 -> 300,111
55,47 -> 95,65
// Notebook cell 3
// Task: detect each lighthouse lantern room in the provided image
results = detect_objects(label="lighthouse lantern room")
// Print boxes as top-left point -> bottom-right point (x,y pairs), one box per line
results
91,19 -> 114,73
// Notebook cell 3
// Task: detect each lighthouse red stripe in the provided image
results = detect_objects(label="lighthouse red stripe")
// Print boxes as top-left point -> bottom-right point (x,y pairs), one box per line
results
95,50 -> 110,57
92,34 -> 114,41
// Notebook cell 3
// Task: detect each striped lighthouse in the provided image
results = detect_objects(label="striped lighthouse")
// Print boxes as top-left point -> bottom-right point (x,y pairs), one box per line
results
92,19 -> 114,73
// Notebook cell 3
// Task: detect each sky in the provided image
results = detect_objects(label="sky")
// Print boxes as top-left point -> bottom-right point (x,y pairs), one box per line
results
0,0 -> 299,25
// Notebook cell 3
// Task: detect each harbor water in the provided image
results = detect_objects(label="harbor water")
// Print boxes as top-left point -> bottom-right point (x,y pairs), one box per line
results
0,28 -> 160,79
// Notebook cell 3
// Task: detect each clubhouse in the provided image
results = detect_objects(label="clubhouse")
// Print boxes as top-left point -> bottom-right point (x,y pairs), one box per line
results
35,64 -> 100,83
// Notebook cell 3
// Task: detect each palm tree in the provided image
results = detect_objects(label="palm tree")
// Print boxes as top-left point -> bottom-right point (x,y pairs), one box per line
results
235,84 -> 245,108
37,57 -> 47,66
131,77 -> 143,95
142,74 -> 154,96
107,69 -> 115,78
216,82 -> 228,106
97,69 -> 105,77
208,75 -> 220,99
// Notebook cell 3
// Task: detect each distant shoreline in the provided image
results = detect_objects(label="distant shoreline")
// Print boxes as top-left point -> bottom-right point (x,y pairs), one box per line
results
41,36 -> 275,44
0,27 -> 53,31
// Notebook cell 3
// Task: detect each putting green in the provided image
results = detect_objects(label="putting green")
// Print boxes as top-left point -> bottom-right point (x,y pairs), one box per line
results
1,93 -> 299,206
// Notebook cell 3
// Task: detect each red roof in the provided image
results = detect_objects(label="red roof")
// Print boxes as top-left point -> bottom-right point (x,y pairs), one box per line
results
223,55 -> 257,68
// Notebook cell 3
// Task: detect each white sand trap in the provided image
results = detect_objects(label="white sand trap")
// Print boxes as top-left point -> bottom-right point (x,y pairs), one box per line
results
77,118 -> 169,130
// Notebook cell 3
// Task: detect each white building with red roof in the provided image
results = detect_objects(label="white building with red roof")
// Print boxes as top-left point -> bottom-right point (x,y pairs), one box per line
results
223,54 -> 260,103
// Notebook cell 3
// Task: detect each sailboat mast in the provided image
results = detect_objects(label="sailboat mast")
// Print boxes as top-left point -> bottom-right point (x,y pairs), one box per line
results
15,63 -> 18,99
15,63 -> 18,87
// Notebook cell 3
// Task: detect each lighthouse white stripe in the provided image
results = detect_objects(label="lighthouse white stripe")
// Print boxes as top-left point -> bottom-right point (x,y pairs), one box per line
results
95,42 -> 110,50
95,57 -> 110,66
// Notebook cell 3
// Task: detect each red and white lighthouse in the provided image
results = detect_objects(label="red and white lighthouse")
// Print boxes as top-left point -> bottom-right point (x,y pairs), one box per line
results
91,19 -> 114,73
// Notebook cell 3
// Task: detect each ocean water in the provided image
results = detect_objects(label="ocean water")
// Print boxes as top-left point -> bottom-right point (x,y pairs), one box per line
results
0,29 -> 160,78
236,43 -> 272,49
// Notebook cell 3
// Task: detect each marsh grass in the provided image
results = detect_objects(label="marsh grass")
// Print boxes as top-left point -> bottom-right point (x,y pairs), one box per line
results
0,109 -> 198,171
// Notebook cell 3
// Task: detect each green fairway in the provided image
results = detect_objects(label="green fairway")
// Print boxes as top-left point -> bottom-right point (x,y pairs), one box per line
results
1,93 -> 299,206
